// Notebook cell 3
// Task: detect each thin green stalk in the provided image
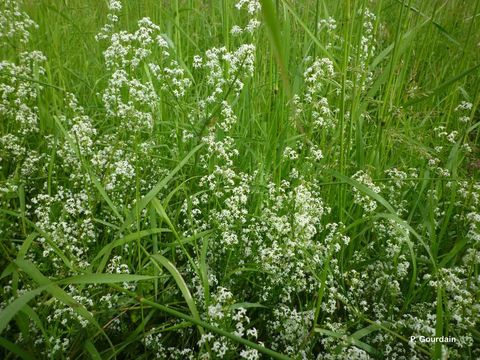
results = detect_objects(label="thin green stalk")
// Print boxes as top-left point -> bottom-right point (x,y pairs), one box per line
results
109,284 -> 292,360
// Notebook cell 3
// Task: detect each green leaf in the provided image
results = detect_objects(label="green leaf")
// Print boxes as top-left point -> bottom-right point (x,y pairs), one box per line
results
95,228 -> 171,272
315,328 -> 379,356
151,254 -> 201,327
361,318 -> 431,356
110,283 -> 292,360
439,238 -> 467,267
120,143 -> 204,233
259,0 -> 291,96
280,0 -> 336,69
230,302 -> 268,310
14,260 -> 95,321
351,324 -> 381,341
12,260 -> 114,351
395,0 -> 462,47
58,273 -> 156,285
162,229 -> 213,248
199,232 -> 211,309
0,209 -> 73,271
0,336 -> 35,360
84,340 -> 102,360
403,64 -> 480,106
17,232 -> 37,260
327,170 -> 396,213
0,286 -> 44,335
151,198 -> 180,239
20,305 -> 47,338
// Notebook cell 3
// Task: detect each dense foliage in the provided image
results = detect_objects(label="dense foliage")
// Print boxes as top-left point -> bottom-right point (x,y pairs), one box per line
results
1,0 -> 479,358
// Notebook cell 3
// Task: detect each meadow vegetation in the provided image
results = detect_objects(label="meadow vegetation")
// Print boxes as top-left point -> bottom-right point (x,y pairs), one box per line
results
1,0 -> 479,358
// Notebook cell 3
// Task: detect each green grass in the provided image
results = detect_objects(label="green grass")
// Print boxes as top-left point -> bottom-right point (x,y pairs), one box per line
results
1,0 -> 480,358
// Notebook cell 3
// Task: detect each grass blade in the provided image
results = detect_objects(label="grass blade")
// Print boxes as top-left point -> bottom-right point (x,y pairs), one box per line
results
120,143 -> 204,233
58,273 -> 156,285
151,254 -> 201,326
403,64 -> 480,106
94,228 -> 171,272
84,340 -> 102,360
280,0 -> 336,68
0,286 -> 44,335
110,283 -> 292,360
12,259 -> 115,351
259,0 -> 291,96
315,328 -> 379,356
0,336 -> 35,360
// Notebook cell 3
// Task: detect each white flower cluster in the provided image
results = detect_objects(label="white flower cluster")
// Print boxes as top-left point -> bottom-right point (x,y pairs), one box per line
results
47,292 -> 93,329
97,3 -> 191,131
318,17 -> 337,33
317,15 -> 341,52
360,10 -> 376,57
382,168 -> 418,215
235,0 -> 261,14
455,100 -> 473,123
455,180 -> 480,245
145,331 -> 202,360
55,94 -> 98,183
429,111 -> 475,176
304,58 -> 335,103
189,1 -> 258,144
351,170 -> 381,213
194,287 -> 259,358
143,330 -> 167,359
268,305 -> 314,358
187,159 -> 353,353
231,0 -> 261,36
194,43 -> 256,105
293,57 -> 338,131
0,0 -> 38,44
0,51 -> 46,134
48,337 -> 70,357
2,1 -> 480,358
0,49 -> 46,196
356,8 -> 377,90
95,0 -> 122,41
30,188 -> 95,269
102,69 -> 157,130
